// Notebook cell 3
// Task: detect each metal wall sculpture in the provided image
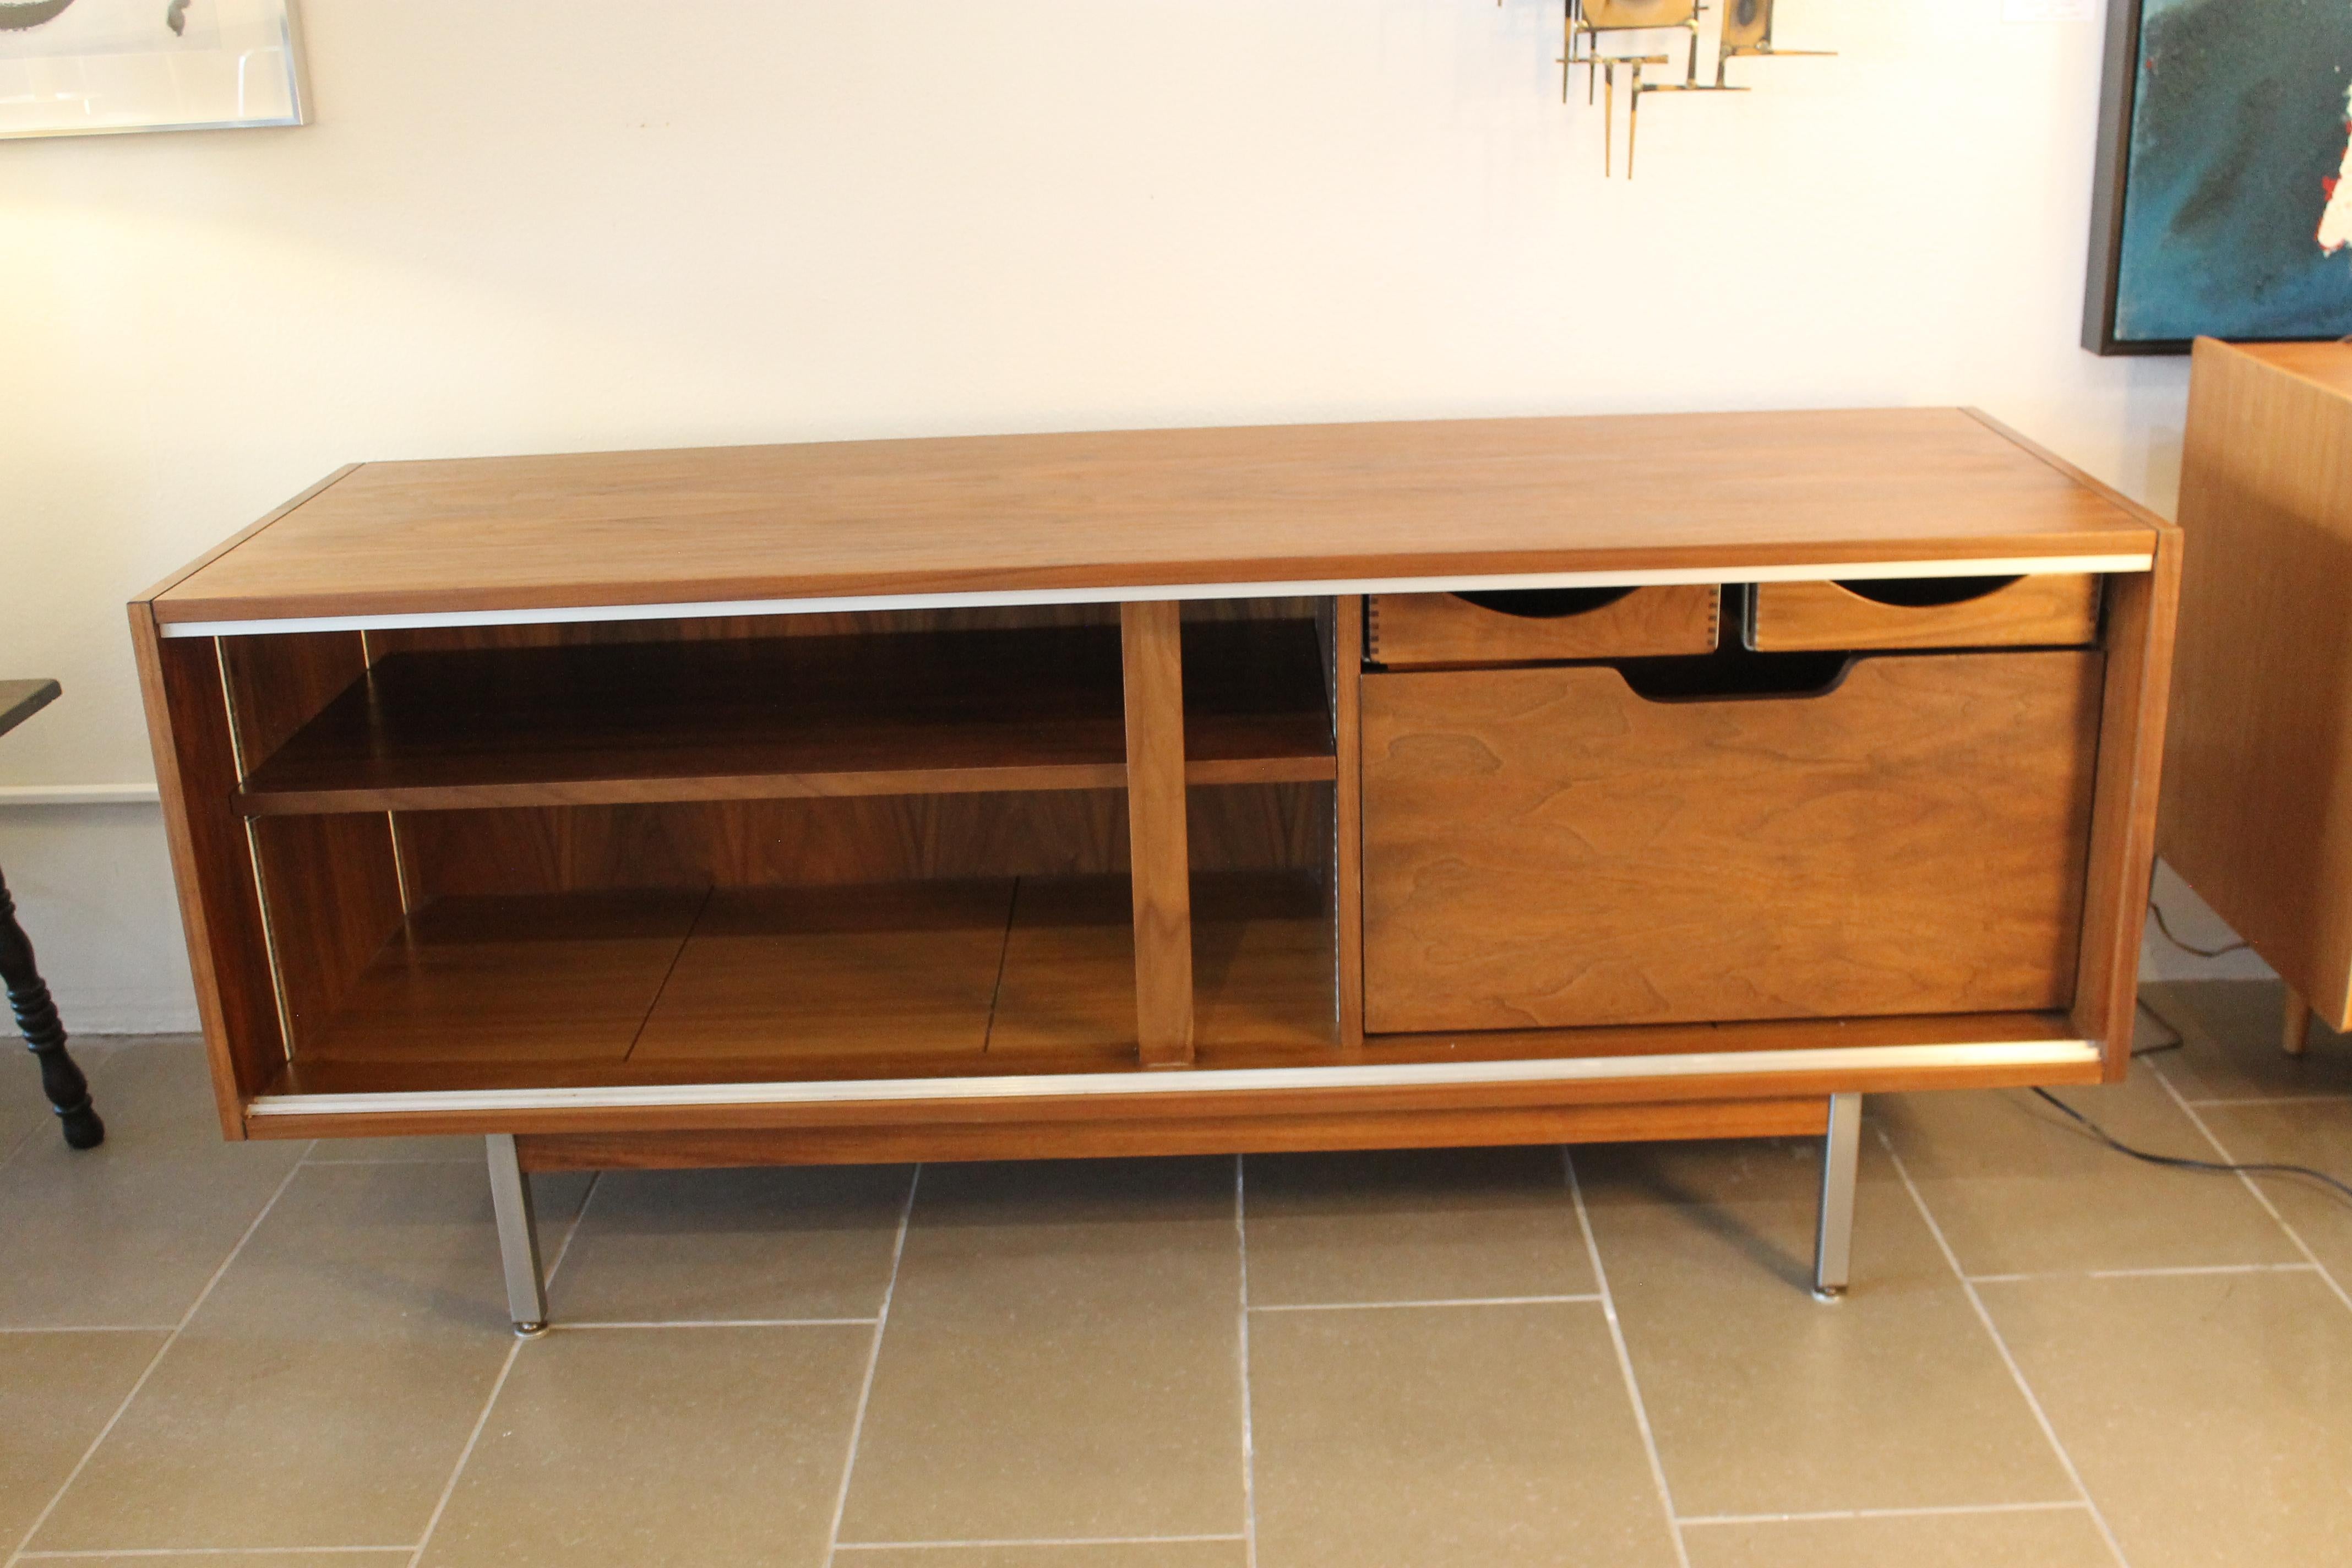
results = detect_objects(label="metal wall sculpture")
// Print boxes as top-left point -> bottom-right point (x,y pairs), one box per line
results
1539,0 -> 1832,177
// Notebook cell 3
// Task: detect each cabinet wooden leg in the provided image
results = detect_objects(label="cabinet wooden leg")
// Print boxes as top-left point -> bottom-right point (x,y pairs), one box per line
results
2283,986 -> 2313,1057
486,1134 -> 548,1336
0,864 -> 103,1151
1814,1092 -> 1861,1300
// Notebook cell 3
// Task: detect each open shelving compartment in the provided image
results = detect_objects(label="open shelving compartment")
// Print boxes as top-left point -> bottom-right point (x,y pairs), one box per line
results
217,600 -> 1346,1103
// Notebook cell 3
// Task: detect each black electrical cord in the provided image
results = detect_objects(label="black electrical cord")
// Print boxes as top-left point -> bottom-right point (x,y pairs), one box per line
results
2148,898 -> 2250,960
2029,1086 -> 2352,1205
2128,997 -> 2183,1058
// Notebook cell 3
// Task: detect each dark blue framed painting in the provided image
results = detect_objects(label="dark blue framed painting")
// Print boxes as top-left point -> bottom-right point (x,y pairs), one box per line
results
2085,0 -> 2352,355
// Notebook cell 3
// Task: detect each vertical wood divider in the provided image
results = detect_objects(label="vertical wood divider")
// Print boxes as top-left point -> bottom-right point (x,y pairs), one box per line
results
1121,600 -> 1196,1068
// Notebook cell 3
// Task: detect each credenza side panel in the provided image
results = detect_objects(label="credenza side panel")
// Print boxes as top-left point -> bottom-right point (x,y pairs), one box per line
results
2080,532 -> 2182,1073
129,611 -> 284,1135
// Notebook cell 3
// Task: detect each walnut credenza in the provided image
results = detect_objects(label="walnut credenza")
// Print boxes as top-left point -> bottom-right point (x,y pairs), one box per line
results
132,407 -> 2179,1330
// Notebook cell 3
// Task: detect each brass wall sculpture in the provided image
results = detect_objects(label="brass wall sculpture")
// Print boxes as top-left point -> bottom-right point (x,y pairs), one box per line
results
1549,0 -> 1832,177
1714,0 -> 1834,85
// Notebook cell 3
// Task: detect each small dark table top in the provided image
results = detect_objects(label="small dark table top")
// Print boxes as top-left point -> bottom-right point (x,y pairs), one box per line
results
0,680 -> 61,741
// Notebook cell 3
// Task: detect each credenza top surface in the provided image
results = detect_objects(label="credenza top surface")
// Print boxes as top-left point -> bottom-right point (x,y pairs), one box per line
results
2210,338 -> 2352,400
147,406 -> 2160,625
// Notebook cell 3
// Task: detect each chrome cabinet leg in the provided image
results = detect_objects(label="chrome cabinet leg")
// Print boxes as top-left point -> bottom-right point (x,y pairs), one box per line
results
486,1133 -> 548,1336
1814,1092 -> 1861,1300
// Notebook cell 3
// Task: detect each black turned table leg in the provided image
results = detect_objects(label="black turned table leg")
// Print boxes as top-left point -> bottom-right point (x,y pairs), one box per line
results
0,864 -> 103,1150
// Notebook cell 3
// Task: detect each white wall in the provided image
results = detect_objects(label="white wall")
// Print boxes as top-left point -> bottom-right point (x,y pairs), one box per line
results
0,0 -> 2234,1033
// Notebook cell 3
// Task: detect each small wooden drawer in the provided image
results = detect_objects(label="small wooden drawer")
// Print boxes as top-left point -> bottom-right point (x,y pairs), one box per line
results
1746,574 -> 2102,652
1360,650 -> 2103,1034
1367,586 -> 1718,668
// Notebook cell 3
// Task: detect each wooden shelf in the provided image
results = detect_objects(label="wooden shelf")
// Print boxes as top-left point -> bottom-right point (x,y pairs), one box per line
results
237,621 -> 1333,816
288,870 -> 1339,1087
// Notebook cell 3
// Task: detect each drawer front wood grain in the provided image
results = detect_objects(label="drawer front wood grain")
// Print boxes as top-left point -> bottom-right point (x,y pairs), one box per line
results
1360,652 -> 2104,1033
1748,575 -> 2101,652
1367,586 -> 1719,667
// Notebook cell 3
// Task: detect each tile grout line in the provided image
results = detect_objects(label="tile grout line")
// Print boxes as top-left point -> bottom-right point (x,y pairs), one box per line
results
2181,1093 -> 2352,1108
1680,1499 -> 2094,1527
1876,1125 -> 2134,1568
2148,1062 -> 2352,1316
301,1156 -> 486,1167
1966,1263 -> 2321,1284
835,1536 -> 1251,1552
548,1317 -> 882,1330
1235,1155 -> 1259,1568
821,1164 -> 921,1568
545,1170 -> 603,1290
1249,1293 -> 1605,1312
20,1550 -> 418,1559
1563,1148 -> 1692,1568
5,1145 -> 317,1568
402,1167 -> 602,1568
401,1338 -> 522,1568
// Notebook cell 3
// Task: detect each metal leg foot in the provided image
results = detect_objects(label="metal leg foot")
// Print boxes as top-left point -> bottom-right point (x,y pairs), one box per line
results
0,866 -> 102,1151
486,1133 -> 548,1335
1814,1092 -> 1860,1300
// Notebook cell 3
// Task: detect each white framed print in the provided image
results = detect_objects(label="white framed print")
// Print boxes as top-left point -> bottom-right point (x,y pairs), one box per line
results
0,0 -> 307,140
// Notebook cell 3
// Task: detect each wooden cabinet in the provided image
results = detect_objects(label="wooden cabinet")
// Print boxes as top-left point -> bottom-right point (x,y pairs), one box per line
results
131,406 -> 2177,1320
2161,339 -> 2352,1041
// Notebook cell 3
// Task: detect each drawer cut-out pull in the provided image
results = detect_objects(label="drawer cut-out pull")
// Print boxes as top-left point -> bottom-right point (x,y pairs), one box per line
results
1366,585 -> 1719,667
1449,586 -> 1639,619
1747,575 -> 2101,652
1832,575 -> 2023,609
1616,647 -> 1853,703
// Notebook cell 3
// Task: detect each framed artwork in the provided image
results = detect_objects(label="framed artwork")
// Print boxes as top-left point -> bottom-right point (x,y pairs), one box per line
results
0,0 -> 306,140
2085,0 -> 2352,355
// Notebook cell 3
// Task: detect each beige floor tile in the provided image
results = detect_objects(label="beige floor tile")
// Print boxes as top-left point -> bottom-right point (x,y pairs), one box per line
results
1242,1145 -> 1594,1306
32,1161 -> 589,1552
0,1040 -> 307,1329
0,1329 -> 169,1544
417,1324 -> 870,1568
1680,1507 -> 2114,1568
551,1164 -> 914,1322
2194,1096 -> 2352,1290
1577,1138 -> 2076,1517
1249,1302 -> 1679,1568
55,1556 -> 413,1566
1981,1271 -> 2352,1568
304,1135 -> 483,1163
1875,1078 -> 2303,1277
840,1542 -> 1246,1566
836,1158 -> 1244,1545
2143,981 -> 2352,1103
